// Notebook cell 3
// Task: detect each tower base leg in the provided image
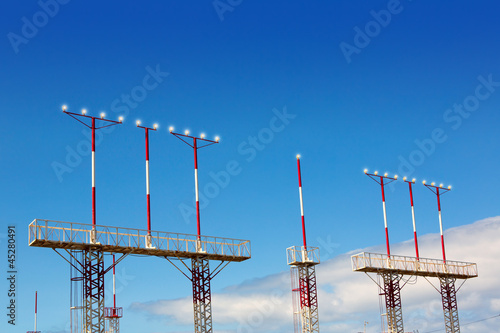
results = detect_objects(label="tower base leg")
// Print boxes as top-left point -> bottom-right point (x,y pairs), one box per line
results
440,277 -> 460,333
105,317 -> 120,333
380,272 -> 404,333
298,265 -> 319,333
192,257 -> 212,333
84,248 -> 105,333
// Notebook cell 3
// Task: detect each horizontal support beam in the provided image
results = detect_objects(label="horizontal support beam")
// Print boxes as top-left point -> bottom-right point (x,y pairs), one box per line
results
352,252 -> 477,279
29,219 -> 251,262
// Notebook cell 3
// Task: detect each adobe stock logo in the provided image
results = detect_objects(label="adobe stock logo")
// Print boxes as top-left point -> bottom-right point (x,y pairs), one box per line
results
397,74 -> 499,177
339,0 -> 414,64
7,0 -> 71,54
213,0 -> 243,21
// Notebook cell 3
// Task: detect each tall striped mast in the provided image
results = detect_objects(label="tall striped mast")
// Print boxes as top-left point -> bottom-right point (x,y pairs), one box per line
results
170,127 -> 219,240
137,121 -> 158,247
62,106 -> 123,238
296,155 -> 307,249
364,170 -> 398,258
404,177 -> 419,260
423,181 -> 452,263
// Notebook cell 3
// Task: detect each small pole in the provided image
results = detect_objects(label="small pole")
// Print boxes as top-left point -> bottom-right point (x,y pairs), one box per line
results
34,291 -> 38,332
437,187 -> 446,262
62,106 -> 123,234
169,128 -> 219,241
424,181 -> 451,263
92,117 -> 96,229
113,254 -> 116,314
364,170 -> 398,258
404,178 -> 419,260
194,138 -> 200,238
380,178 -> 390,258
296,155 -> 307,249
137,122 -> 158,241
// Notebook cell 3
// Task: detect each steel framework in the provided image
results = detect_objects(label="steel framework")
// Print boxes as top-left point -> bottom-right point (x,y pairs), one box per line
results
380,272 -> 404,333
287,246 -> 320,333
70,250 -> 84,333
352,252 -> 477,333
84,248 -> 105,333
104,307 -> 123,333
61,107 -> 123,333
104,254 -> 122,333
291,267 -> 301,333
298,265 -> 319,333
192,257 -> 212,333
287,156 -> 320,333
440,277 -> 460,333
169,128 -> 225,333
29,219 -> 251,332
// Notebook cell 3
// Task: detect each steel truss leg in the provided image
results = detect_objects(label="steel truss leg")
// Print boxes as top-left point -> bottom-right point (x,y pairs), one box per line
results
105,317 -> 120,333
84,248 -> 105,333
298,265 -> 319,333
380,272 -> 404,333
192,257 -> 212,333
440,277 -> 460,333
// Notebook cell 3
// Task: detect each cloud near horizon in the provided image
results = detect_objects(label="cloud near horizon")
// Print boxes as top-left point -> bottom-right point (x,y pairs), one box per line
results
131,216 -> 500,333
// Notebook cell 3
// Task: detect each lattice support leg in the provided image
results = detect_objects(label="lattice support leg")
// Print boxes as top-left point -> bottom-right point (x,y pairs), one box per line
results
84,249 -> 105,333
440,277 -> 460,333
290,266 -> 301,333
380,272 -> 404,333
298,265 -> 320,333
105,318 -> 120,333
192,257 -> 212,333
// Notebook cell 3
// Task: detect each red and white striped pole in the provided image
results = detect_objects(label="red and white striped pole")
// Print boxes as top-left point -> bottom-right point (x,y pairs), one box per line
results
436,187 -> 446,262
380,177 -> 391,258
424,182 -> 451,263
405,178 -> 419,260
62,106 -> 123,234
194,137 -> 201,238
34,291 -> 38,332
365,170 -> 398,258
169,128 -> 219,240
296,155 -> 307,249
92,116 -> 96,229
113,254 -> 116,314
146,128 -> 151,233
137,122 -> 157,237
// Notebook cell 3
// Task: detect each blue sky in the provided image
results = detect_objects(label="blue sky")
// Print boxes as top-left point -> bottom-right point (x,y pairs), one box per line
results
1,0 -> 500,332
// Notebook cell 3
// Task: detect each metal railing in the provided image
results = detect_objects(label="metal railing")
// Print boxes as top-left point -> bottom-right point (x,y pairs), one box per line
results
351,252 -> 477,278
29,219 -> 251,259
287,246 -> 320,265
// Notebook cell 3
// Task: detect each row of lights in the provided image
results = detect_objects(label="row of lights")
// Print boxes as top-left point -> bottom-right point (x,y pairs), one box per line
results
364,169 -> 452,189
63,106 -> 219,142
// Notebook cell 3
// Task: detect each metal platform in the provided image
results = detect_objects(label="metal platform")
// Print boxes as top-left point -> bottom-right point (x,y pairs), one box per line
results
29,219 -> 251,262
351,252 -> 477,279
287,246 -> 320,266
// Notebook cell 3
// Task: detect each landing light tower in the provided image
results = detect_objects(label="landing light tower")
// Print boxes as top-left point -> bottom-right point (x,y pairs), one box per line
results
287,155 -> 320,333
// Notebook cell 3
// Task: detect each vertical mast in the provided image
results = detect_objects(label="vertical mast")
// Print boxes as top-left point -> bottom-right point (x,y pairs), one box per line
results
296,155 -> 307,249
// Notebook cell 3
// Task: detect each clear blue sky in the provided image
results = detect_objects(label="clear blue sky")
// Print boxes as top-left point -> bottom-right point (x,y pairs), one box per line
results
1,1 -> 500,332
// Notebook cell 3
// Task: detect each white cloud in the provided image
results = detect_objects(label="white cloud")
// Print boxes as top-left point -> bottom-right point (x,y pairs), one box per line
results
131,216 -> 500,332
